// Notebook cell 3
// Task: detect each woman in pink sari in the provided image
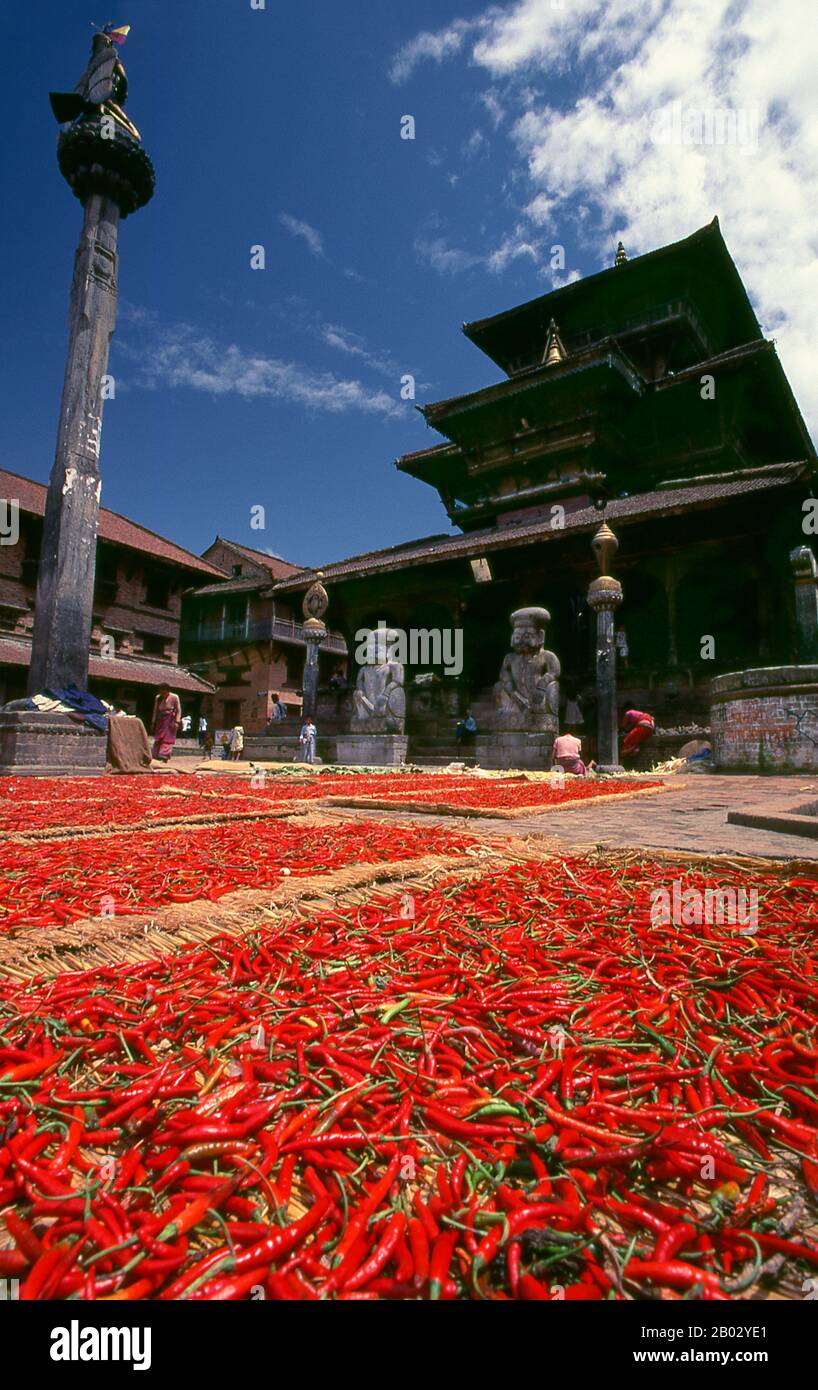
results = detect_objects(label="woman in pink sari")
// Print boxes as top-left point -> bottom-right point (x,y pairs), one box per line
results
151,684 -> 182,762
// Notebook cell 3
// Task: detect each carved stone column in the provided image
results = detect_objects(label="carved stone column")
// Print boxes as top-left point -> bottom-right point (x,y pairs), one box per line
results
300,574 -> 329,722
587,522 -> 624,774
790,546 -> 818,662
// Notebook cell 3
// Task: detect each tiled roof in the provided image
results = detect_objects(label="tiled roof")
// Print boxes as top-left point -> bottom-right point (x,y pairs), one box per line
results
190,577 -> 268,598
212,538 -> 303,580
0,468 -> 226,579
0,636 -> 215,694
272,463 -> 810,590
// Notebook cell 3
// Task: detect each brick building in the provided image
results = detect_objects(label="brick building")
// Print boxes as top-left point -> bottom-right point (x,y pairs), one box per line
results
180,538 -> 347,733
0,467 -> 222,722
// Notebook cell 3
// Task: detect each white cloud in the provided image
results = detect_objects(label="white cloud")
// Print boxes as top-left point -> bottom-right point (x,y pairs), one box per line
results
319,323 -> 401,380
486,226 -> 541,274
414,235 -> 484,276
117,320 -> 404,419
479,89 -> 505,129
415,225 -> 545,278
462,128 -> 489,159
395,0 -> 818,433
389,21 -> 474,84
278,213 -> 327,260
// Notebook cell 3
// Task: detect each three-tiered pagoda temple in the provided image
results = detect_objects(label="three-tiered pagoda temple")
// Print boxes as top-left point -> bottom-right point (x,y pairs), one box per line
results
273,219 -> 817,764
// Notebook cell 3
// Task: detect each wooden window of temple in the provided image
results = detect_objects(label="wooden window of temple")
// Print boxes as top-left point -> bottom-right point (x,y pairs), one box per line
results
225,598 -> 249,639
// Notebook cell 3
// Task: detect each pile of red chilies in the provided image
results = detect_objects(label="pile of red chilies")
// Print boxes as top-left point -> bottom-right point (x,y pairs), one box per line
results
0,820 -> 474,929
1,857 -> 816,1300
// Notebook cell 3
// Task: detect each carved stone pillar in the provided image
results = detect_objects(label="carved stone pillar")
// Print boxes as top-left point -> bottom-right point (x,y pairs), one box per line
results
790,546 -> 818,662
587,522 -> 624,774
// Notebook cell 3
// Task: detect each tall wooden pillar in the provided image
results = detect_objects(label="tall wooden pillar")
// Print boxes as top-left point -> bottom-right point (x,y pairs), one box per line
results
28,195 -> 120,693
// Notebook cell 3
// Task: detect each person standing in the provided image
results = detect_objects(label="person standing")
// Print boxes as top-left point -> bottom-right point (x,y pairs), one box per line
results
270,693 -> 286,722
151,684 -> 182,762
180,713 -> 192,738
229,724 -> 245,762
299,718 -> 317,764
197,714 -> 208,746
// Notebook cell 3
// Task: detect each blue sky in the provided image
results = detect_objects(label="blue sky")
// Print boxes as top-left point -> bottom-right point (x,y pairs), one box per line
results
1,0 -> 814,569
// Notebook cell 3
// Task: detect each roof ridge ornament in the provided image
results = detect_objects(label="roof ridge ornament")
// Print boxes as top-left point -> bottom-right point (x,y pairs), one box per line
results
542,319 -> 567,367
614,241 -> 628,267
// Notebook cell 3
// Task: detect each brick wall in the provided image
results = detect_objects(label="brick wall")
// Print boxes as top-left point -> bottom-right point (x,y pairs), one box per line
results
710,667 -> 818,771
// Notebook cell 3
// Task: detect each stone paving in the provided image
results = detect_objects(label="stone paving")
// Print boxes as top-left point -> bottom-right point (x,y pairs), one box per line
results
328,775 -> 818,861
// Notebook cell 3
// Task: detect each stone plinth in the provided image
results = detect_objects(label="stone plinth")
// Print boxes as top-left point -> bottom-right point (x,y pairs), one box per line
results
0,710 -> 107,777
242,734 -> 339,765
474,732 -> 555,771
335,734 -> 408,767
710,666 -> 818,772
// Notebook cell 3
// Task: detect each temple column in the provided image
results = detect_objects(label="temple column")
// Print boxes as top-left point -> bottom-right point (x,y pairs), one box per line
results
300,574 -> 329,721
664,556 -> 680,669
790,546 -> 818,661
587,522 -> 624,773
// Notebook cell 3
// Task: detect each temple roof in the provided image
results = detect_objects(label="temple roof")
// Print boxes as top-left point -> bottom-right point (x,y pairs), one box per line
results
273,462 -> 810,590
462,218 -> 762,376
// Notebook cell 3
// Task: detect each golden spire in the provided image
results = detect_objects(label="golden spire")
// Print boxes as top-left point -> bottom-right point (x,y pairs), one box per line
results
542,319 -> 567,367
614,241 -> 628,267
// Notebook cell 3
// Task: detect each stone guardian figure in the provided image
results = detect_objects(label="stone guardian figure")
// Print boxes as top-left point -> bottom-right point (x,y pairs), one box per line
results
352,628 -> 406,733
494,607 -> 560,730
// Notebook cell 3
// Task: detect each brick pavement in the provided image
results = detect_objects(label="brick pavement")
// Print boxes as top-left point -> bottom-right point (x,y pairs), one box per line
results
329,776 -> 818,861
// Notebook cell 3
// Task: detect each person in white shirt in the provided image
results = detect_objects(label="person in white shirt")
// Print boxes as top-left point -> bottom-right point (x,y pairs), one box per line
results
299,719 -> 317,764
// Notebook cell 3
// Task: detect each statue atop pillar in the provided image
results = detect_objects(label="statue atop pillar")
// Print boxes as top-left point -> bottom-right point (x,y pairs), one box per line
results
50,25 -> 142,141
352,627 -> 406,733
494,607 -> 560,730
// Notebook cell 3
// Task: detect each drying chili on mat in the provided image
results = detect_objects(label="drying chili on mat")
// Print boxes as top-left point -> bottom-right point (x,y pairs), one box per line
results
325,778 -> 665,816
0,772 -> 665,835
0,819 -> 474,929
1,855 -> 817,1300
0,772 -> 551,834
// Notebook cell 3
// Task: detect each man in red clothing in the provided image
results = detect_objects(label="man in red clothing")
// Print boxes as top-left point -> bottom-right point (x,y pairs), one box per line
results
621,708 -> 655,758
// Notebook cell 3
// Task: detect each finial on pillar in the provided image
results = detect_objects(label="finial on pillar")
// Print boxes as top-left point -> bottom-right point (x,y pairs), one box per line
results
614,241 -> 628,267
542,319 -> 567,367
302,572 -> 329,632
591,520 -> 619,576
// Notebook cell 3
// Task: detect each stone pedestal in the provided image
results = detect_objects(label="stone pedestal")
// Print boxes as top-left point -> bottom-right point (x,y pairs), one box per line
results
0,710 -> 107,777
335,734 -> 408,767
474,732 -> 554,771
241,734 -> 328,765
